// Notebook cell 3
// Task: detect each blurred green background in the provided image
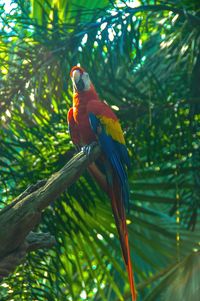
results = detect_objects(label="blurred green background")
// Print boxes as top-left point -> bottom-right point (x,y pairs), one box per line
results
0,0 -> 200,300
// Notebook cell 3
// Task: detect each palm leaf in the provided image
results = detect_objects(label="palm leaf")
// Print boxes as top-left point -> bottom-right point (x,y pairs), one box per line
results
0,0 -> 200,300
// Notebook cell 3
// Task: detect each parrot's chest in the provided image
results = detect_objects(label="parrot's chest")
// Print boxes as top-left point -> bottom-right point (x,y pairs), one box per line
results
73,106 -> 87,124
73,105 -> 96,144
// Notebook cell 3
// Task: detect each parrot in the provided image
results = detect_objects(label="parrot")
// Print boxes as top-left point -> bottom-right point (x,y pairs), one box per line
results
67,66 -> 137,301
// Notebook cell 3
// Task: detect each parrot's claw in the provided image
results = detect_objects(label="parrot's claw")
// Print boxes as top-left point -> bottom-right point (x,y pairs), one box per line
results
81,142 -> 98,156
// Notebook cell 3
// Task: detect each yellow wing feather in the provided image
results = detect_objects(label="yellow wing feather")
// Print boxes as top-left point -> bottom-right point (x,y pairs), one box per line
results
97,115 -> 125,145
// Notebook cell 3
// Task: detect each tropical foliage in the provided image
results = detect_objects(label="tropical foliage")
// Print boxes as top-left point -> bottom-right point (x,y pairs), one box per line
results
0,0 -> 200,300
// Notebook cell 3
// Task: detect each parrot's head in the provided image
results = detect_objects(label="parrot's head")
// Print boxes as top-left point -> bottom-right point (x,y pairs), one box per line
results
70,66 -> 91,93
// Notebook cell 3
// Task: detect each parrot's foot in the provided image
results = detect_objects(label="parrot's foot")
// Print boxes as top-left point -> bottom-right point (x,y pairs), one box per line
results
81,142 -> 98,157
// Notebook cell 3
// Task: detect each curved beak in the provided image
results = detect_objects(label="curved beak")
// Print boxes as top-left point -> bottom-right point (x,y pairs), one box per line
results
72,70 -> 80,83
72,70 -> 85,92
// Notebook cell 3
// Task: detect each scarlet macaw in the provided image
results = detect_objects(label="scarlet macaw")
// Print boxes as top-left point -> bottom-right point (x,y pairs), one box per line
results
67,66 -> 137,301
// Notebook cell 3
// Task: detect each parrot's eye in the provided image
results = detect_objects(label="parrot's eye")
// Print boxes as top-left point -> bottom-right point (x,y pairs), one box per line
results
76,77 -> 85,91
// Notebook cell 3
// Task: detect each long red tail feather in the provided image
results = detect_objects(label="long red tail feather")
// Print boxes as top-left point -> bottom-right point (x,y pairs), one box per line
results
109,188 -> 137,301
88,164 -> 137,300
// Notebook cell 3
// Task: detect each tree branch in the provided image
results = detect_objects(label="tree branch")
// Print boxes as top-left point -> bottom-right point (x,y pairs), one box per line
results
0,145 -> 101,279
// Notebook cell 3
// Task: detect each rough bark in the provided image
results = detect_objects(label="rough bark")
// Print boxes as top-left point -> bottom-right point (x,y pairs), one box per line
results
0,145 -> 101,279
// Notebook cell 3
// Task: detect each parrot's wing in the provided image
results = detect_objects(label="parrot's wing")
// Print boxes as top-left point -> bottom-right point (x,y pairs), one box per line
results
87,100 -> 130,168
67,107 -> 81,147
87,102 -> 136,301
87,100 -> 130,208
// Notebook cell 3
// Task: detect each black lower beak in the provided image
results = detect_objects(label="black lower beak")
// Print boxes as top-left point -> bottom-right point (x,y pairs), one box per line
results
76,78 -> 85,91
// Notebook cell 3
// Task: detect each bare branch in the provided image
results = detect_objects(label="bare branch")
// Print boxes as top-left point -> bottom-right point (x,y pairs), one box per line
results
0,145 -> 101,279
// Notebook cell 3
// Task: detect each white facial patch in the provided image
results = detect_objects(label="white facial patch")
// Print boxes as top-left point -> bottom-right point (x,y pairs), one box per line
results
81,72 -> 90,91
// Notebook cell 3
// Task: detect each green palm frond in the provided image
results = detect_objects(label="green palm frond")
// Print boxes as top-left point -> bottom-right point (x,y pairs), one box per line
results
0,0 -> 200,300
143,251 -> 200,301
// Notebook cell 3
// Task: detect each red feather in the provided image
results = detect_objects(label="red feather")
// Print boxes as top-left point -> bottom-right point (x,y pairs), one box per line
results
110,175 -> 137,301
67,108 -> 80,145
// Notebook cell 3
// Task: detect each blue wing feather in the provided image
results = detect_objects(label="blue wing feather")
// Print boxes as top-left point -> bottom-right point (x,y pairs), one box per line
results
89,113 -> 130,208
114,141 -> 130,169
